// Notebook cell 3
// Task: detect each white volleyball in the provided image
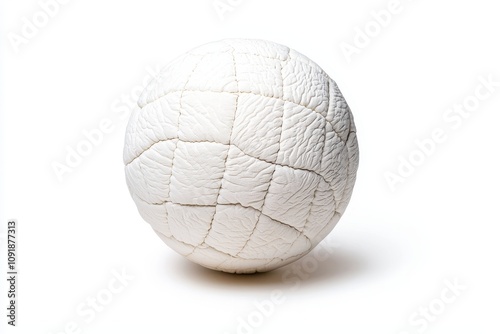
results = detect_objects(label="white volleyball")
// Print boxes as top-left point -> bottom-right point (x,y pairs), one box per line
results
124,39 -> 359,273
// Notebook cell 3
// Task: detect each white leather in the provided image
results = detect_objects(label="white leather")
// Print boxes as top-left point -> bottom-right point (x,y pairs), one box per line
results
124,39 -> 359,273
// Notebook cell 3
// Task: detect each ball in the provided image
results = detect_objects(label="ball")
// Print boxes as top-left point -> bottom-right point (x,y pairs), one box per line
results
123,39 -> 359,273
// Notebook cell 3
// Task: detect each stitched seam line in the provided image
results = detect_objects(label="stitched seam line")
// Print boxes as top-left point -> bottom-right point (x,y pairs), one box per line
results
139,89 -> 347,145
125,138 -> 328,183
141,195 -> 324,235
198,44 -> 240,246
166,55 -> 206,212
137,89 -> 345,143
235,49 -> 290,257
338,131 -> 357,209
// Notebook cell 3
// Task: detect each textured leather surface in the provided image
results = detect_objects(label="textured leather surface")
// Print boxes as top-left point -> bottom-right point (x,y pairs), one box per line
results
124,39 -> 359,273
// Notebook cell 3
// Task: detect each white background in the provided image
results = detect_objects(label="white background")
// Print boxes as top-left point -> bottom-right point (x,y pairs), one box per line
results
1,0 -> 499,333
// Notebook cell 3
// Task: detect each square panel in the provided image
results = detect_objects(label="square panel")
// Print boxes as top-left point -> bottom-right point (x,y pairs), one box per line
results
234,52 -> 283,98
218,145 -> 275,211
282,56 -> 329,116
231,94 -> 284,162
125,140 -> 176,204
170,141 -> 228,205
276,102 -> 325,173
238,215 -> 301,260
166,202 -> 215,247
179,91 -> 237,145
262,165 -> 321,231
205,204 -> 259,256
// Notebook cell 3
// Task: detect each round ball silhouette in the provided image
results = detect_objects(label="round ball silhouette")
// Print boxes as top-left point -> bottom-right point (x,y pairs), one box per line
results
124,39 -> 359,273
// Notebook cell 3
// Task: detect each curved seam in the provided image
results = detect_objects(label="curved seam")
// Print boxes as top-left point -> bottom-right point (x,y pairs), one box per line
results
124,138 -> 332,188
135,195 -> 327,245
198,44 -> 240,246
337,130 -> 358,210
166,54 -> 206,207
235,49 -> 289,257
137,90 -> 345,142
337,128 -> 355,212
